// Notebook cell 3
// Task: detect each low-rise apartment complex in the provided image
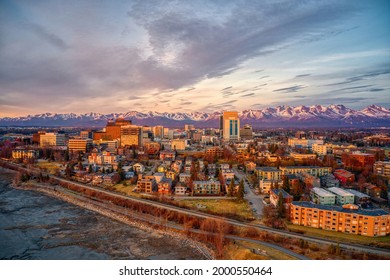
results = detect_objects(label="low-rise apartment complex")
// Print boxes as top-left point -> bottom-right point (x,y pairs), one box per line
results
311,187 -> 336,205
280,166 -> 331,177
193,180 -> 221,195
291,201 -> 390,236
327,187 -> 354,205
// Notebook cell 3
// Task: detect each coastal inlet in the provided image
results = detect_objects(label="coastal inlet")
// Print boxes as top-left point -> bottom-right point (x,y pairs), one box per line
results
0,168 -> 206,260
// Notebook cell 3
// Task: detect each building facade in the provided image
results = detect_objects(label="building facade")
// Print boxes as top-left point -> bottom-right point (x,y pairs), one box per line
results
12,148 -> 39,159
327,187 -> 355,205
68,138 -> 92,153
193,180 -> 221,195
373,161 -> 390,178
280,166 -> 331,177
333,169 -> 355,185
311,187 -> 336,205
240,124 -> 253,140
255,167 -> 282,181
40,133 -> 67,147
221,111 -> 240,142
120,125 -> 143,147
291,201 -> 390,236
171,139 -> 186,151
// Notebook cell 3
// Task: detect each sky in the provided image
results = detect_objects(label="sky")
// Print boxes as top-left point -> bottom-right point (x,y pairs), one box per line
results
0,0 -> 389,117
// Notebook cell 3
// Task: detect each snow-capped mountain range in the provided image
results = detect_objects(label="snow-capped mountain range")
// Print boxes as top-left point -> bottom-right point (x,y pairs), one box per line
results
1,105 -> 389,128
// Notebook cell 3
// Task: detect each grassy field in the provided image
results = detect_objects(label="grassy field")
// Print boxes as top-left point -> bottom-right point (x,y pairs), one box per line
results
287,223 -> 390,249
178,198 -> 253,220
223,242 -> 267,260
238,241 -> 297,260
112,184 -> 143,197
36,161 -> 61,174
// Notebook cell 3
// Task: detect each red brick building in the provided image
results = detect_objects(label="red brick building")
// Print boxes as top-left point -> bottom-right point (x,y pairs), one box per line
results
334,169 -> 355,185
342,152 -> 375,170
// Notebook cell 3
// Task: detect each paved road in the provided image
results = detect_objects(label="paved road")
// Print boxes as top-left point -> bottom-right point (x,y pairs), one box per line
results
234,168 -> 264,219
50,174 -> 390,257
33,183 -> 303,260
228,236 -> 310,260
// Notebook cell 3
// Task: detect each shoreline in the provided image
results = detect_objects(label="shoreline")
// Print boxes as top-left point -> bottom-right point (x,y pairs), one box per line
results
10,180 -> 215,260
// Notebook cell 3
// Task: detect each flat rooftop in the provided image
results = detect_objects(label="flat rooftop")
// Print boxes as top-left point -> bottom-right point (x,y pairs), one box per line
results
328,187 -> 354,197
281,166 -> 329,169
345,189 -> 370,199
255,167 -> 280,171
292,201 -> 389,217
312,187 -> 335,197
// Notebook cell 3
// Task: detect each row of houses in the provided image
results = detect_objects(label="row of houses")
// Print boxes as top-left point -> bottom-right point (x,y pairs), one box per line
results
136,173 -> 223,196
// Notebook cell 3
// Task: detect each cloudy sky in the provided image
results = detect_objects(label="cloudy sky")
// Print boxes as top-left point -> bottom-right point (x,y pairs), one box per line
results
1,0 -> 389,117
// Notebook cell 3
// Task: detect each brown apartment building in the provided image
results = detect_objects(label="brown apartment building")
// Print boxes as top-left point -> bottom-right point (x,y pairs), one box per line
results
291,201 -> 390,237
136,175 -> 157,193
93,118 -> 132,141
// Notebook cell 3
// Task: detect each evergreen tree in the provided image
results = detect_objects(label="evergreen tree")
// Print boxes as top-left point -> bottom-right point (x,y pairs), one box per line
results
335,243 -> 341,255
277,191 -> 285,218
380,187 -> 388,200
78,161 -> 83,171
282,175 -> 290,193
237,179 -> 245,200
64,150 -> 70,162
65,164 -> 74,178
117,162 -> 124,181
228,180 -> 235,197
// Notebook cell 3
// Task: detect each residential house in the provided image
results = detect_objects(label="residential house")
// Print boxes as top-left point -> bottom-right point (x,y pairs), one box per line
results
179,173 -> 191,184
220,163 -> 230,170
245,161 -> 256,173
333,169 -> 355,185
153,172 -> 165,183
298,172 -> 321,188
158,178 -> 172,194
221,169 -> 235,181
133,163 -> 145,174
362,183 -> 382,198
174,183 -> 187,196
165,171 -> 177,181
160,150 -> 176,161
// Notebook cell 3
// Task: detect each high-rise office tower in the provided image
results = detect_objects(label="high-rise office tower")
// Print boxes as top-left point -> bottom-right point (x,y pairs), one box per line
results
221,111 -> 240,141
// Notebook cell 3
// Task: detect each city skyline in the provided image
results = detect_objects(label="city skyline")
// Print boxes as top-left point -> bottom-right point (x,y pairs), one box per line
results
1,0 -> 389,117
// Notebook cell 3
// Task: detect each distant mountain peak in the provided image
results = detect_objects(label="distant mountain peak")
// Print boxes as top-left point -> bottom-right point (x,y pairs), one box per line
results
1,104 -> 389,128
